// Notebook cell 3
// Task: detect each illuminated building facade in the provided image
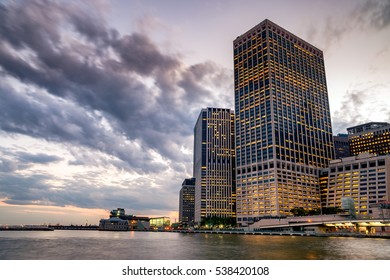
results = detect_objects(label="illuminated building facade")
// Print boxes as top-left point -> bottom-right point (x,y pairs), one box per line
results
179,178 -> 195,224
233,19 -> 334,225
324,153 -> 390,217
194,108 -> 236,223
348,122 -> 390,156
149,217 -> 170,230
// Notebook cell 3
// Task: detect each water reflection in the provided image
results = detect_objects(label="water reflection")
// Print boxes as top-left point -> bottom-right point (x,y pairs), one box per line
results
0,231 -> 389,260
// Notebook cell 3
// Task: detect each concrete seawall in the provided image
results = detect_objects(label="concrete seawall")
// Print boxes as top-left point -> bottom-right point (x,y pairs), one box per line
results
170,229 -> 390,239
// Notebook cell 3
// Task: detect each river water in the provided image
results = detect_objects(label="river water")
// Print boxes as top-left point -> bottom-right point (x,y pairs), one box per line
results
0,230 -> 389,260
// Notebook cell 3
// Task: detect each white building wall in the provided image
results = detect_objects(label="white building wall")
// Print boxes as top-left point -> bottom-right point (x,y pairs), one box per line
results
325,154 -> 390,218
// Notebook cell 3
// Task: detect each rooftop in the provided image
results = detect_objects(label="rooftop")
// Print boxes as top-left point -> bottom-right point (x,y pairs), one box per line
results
347,122 -> 390,134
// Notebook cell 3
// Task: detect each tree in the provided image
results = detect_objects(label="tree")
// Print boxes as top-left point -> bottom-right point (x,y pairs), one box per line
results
321,207 -> 342,215
290,207 -> 307,216
200,216 -> 236,228
290,207 -> 321,216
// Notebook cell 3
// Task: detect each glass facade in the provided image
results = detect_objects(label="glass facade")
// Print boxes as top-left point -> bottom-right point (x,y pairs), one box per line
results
194,108 -> 236,222
234,19 -> 334,225
149,217 -> 170,229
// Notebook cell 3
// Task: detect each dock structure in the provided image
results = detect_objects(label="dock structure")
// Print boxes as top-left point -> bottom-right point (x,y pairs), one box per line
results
171,214 -> 390,238
0,225 -> 53,231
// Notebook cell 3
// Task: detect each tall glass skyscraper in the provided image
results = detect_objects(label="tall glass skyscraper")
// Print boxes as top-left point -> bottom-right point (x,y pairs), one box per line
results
194,108 -> 236,223
234,19 -> 334,225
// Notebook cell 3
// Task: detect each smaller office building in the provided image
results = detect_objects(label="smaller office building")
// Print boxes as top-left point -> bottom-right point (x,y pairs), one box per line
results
348,122 -> 390,156
323,153 -> 390,218
179,178 -> 195,225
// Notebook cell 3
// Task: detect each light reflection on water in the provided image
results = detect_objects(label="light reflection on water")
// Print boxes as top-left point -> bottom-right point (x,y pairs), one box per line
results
0,231 -> 389,260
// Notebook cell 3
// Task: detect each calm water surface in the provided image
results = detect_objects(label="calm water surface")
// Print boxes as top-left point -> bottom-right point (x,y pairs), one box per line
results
0,230 -> 389,260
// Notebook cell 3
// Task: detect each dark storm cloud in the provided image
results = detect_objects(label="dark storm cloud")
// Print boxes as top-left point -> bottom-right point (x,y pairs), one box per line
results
0,0 -> 232,210
15,152 -> 62,164
0,170 -> 176,212
0,158 -> 17,173
0,82 -> 166,173
0,173 -> 53,205
183,62 -> 233,105
0,148 -> 61,173
332,89 -> 368,133
0,171 -> 93,207
0,0 -> 231,161
112,33 -> 180,75
305,0 -> 390,50
356,0 -> 390,30
332,85 -> 390,134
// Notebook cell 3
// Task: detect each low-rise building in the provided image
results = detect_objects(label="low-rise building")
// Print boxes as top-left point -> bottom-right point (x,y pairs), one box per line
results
322,153 -> 390,218
348,122 -> 390,156
99,208 -> 150,231
150,217 -> 170,230
99,217 -> 130,231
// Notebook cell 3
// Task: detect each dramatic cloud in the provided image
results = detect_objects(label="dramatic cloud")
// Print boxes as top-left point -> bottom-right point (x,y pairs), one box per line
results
355,0 -> 390,30
303,0 -> 390,136
0,0 -> 388,224
305,0 -> 390,50
332,90 -> 368,133
332,83 -> 390,133
0,0 -> 232,216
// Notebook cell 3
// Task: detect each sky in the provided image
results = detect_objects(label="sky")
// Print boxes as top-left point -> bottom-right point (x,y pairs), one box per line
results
0,0 -> 389,225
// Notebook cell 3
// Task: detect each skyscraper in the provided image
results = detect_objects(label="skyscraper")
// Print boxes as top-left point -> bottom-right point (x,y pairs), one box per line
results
234,19 -> 334,225
194,108 -> 235,223
179,178 -> 195,224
